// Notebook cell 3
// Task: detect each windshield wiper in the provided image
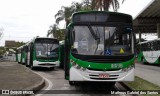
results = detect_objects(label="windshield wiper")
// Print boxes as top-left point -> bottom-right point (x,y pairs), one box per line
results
88,24 -> 99,40
88,25 -> 101,55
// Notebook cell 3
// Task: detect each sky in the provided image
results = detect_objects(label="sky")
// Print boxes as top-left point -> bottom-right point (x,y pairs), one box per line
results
0,0 -> 155,46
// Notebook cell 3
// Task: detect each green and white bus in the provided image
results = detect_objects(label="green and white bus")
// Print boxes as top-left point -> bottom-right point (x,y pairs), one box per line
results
16,46 -> 23,63
25,37 -> 60,69
137,38 -> 160,64
21,45 -> 27,64
59,40 -> 65,68
16,45 -> 27,64
64,11 -> 135,85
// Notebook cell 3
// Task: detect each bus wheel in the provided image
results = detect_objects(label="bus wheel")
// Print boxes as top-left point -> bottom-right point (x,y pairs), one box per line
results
26,64 -> 29,67
69,81 -> 75,85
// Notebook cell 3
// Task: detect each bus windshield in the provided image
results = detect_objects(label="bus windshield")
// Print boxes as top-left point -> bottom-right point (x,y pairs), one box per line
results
72,25 -> 132,56
35,42 -> 59,59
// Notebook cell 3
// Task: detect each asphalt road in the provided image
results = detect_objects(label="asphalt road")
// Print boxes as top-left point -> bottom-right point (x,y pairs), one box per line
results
135,62 -> 160,87
32,68 -> 131,96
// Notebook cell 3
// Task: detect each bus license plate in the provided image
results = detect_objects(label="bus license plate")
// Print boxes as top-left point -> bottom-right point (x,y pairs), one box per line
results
99,74 -> 109,78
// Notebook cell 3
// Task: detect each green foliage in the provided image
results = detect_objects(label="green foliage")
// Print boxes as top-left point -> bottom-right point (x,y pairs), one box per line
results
55,1 -> 84,26
14,41 -> 25,48
47,24 -> 65,41
0,47 -> 5,55
84,0 -> 126,11
53,29 -> 65,41
126,76 -> 160,90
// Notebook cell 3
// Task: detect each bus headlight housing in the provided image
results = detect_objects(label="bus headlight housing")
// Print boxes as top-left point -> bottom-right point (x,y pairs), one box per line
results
80,67 -> 86,71
70,59 -> 86,71
122,64 -> 134,72
70,59 -> 76,66
76,65 -> 81,69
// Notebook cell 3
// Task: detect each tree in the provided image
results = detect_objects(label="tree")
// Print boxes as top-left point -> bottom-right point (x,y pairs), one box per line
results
55,2 -> 83,26
84,0 -> 125,11
0,46 -> 5,55
47,24 -> 59,37
51,2 -> 83,41
14,41 -> 25,48
47,24 -> 65,41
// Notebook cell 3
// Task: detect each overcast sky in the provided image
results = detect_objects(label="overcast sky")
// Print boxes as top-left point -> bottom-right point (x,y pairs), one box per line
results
0,0 -> 154,46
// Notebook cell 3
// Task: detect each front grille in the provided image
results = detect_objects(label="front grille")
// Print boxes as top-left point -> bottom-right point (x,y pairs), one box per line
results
90,78 -> 117,80
71,53 -> 134,63
87,68 -> 121,71
88,73 -> 119,80
38,63 -> 55,65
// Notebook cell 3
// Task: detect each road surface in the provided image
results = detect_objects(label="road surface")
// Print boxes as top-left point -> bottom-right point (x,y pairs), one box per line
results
32,68 -> 132,96
135,62 -> 160,87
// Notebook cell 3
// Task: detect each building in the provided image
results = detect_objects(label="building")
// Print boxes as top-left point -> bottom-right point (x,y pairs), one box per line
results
5,40 -> 16,48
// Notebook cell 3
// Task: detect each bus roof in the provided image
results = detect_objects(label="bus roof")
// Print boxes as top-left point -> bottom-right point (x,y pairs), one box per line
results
72,11 -> 132,18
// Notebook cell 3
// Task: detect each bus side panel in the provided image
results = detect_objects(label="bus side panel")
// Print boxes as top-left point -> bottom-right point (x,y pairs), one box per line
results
138,52 -> 143,62
29,43 -> 34,66
59,45 -> 64,68
64,29 -> 70,80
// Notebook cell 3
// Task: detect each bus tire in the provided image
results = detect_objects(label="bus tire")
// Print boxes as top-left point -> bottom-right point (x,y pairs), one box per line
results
26,64 -> 29,67
69,81 -> 75,85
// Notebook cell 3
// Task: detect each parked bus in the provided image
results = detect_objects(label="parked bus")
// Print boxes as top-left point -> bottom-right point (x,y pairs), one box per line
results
21,45 -> 27,64
59,40 -> 65,68
16,46 -> 23,63
25,37 -> 60,69
63,11 -> 135,85
137,38 -> 160,64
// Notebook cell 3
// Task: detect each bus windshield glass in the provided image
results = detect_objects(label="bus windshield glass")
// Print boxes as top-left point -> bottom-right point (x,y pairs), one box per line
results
35,39 -> 59,59
72,25 -> 132,56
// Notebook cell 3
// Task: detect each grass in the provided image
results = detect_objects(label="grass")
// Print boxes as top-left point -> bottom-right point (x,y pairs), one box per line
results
124,76 -> 160,96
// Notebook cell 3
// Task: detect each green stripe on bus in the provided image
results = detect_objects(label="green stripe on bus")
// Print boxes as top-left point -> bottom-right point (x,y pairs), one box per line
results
70,54 -> 134,70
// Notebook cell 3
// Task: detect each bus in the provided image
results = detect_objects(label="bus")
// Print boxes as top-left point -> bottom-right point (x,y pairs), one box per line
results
25,37 -> 60,69
21,45 -> 27,64
16,46 -> 23,63
137,38 -> 160,64
59,40 -> 65,68
63,11 -> 135,85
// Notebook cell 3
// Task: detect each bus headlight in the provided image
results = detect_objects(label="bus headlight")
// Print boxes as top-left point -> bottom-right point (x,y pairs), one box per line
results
72,62 -> 76,66
76,65 -> 81,69
70,59 -> 76,66
122,65 -> 134,72
80,67 -> 86,71
70,59 -> 86,71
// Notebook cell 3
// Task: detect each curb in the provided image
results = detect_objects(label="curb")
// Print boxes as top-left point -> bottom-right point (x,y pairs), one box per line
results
120,82 -> 139,96
19,64 -> 46,92
25,77 -> 45,91
9,63 -> 46,96
120,82 -> 133,91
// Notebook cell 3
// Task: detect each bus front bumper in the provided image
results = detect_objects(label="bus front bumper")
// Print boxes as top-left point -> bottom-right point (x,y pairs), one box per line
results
33,60 -> 60,68
70,67 -> 134,81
